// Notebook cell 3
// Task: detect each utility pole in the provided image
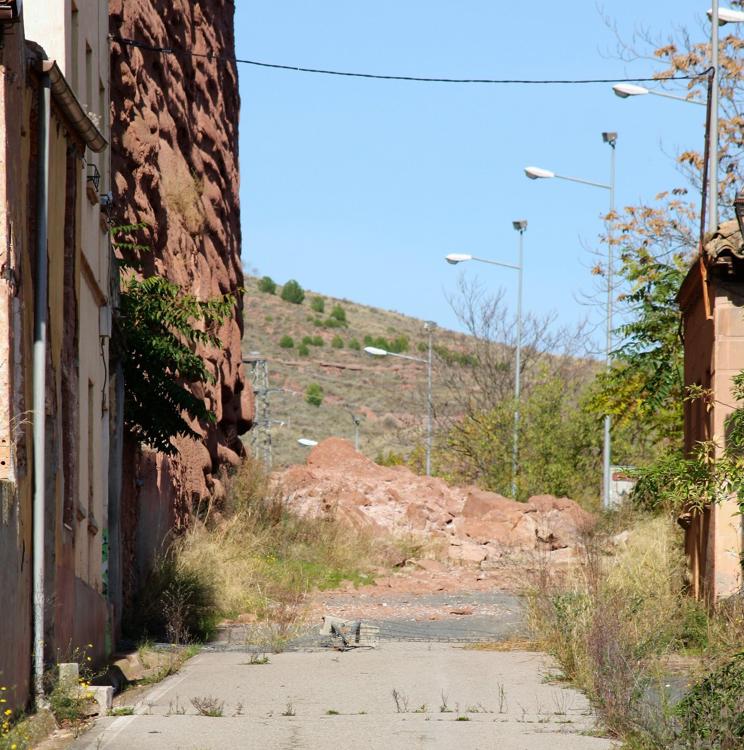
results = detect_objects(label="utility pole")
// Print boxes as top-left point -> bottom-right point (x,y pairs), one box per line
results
244,356 -> 273,469
424,321 -> 435,476
511,221 -> 527,499
710,0 -> 719,230
602,131 -> 617,510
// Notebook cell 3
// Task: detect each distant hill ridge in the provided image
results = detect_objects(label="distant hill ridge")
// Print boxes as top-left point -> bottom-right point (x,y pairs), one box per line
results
241,275 -> 473,468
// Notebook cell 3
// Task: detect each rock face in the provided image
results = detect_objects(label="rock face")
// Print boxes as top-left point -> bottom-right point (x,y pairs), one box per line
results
279,438 -> 595,564
109,1 -> 252,589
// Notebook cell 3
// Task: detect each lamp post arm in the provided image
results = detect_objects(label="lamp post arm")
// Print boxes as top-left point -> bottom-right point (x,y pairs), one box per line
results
554,173 -> 611,190
648,89 -> 706,106
470,256 -> 521,271
386,351 -> 427,364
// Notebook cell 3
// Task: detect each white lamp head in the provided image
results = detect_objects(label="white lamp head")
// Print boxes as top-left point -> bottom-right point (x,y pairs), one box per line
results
708,7 -> 744,24
524,166 -> 555,180
297,438 -> 318,447
445,253 -> 473,264
363,346 -> 388,357
612,83 -> 649,98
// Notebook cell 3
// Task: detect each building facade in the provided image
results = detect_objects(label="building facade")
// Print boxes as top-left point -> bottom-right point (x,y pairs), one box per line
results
0,0 -> 114,709
679,219 -> 744,602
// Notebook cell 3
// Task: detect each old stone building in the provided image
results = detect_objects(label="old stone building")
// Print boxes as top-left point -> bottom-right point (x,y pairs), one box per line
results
0,0 -> 114,709
679,219 -> 744,602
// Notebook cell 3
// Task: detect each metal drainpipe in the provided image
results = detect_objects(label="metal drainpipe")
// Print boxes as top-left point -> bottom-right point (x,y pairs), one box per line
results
33,71 -> 51,704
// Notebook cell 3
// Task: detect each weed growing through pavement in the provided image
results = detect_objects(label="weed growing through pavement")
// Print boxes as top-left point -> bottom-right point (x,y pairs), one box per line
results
552,691 -> 569,716
391,689 -> 409,713
496,683 -> 507,714
190,696 -> 224,717
108,707 -> 134,717
281,702 -> 296,717
465,703 -> 491,714
439,691 -> 452,713
233,703 -> 244,717
166,697 -> 186,716
325,709 -> 340,715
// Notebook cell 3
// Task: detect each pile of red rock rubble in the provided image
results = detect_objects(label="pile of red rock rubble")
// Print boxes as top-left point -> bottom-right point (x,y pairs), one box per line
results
277,438 -> 594,567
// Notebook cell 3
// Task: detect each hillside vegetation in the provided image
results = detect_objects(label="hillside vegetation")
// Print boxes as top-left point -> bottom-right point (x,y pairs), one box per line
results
242,275 -> 471,469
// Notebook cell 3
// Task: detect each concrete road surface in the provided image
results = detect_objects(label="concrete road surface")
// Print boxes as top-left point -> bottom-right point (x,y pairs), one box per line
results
73,643 -> 616,750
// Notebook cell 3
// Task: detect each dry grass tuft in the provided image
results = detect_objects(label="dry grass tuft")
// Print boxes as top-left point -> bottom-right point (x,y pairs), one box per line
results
527,510 -> 744,747
134,456 -> 401,646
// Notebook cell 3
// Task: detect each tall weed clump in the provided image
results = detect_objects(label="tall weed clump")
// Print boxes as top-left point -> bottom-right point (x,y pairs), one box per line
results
528,514 -> 708,744
165,457 -> 389,629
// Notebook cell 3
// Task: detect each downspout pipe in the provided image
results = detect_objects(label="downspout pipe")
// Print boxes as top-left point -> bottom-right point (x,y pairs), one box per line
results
33,71 -> 51,704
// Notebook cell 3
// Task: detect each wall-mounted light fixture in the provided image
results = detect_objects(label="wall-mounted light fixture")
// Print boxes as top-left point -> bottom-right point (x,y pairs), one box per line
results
86,163 -> 101,192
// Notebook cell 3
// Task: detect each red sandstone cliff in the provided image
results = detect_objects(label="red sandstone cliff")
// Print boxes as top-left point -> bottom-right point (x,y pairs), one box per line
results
109,1 -> 251,521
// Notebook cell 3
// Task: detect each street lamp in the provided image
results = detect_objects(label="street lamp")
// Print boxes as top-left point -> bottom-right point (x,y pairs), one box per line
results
444,222 -> 526,499
524,132 -> 617,510
612,83 -> 705,106
706,5 -> 744,227
297,438 -> 318,447
364,334 -> 435,477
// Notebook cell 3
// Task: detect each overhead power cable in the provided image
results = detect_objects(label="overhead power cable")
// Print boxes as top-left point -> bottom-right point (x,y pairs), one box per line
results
111,35 -> 712,86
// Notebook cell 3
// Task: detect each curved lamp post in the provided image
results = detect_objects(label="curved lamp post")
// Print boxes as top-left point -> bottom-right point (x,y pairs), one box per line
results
297,438 -> 318,448
364,333 -> 435,476
612,82 -> 705,106
524,132 -> 616,509
445,221 -> 526,499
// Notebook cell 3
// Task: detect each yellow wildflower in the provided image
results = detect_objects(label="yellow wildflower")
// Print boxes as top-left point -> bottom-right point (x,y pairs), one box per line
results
4,709 -> 11,715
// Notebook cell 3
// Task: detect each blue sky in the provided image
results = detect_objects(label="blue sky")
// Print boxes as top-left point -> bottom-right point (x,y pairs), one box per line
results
235,1 -> 711,343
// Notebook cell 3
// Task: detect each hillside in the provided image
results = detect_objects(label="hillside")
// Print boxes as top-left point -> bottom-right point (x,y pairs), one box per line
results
241,276 -> 474,469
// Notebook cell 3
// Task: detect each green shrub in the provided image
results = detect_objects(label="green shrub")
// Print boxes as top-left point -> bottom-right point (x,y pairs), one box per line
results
279,335 -> 294,349
313,318 -> 324,327
311,335 -> 324,347
305,383 -> 324,407
331,336 -> 344,349
302,335 -> 313,346
258,276 -> 277,294
376,450 -> 405,466
311,296 -> 325,313
298,344 -> 310,357
434,344 -> 476,366
280,279 -> 305,304
329,305 -> 347,325
388,335 -> 409,353
362,334 -> 408,353
348,338 -> 361,351
321,318 -> 344,329
117,274 -> 233,455
675,653 -> 744,748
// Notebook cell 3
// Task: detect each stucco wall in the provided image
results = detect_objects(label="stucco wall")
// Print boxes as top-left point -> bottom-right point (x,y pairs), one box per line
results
0,26 -> 33,713
680,259 -> 744,601
0,4 -> 113,707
